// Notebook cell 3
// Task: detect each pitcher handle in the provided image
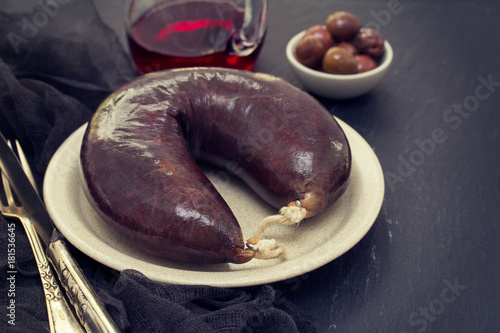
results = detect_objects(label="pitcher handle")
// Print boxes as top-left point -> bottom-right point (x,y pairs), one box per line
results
231,0 -> 268,56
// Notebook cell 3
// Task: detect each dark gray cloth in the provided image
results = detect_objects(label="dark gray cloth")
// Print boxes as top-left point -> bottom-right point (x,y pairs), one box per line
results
0,1 -> 318,332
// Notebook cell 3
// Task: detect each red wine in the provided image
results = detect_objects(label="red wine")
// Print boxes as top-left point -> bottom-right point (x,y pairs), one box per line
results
127,1 -> 264,73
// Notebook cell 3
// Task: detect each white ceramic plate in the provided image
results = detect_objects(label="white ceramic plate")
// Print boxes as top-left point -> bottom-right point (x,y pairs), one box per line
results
43,118 -> 384,287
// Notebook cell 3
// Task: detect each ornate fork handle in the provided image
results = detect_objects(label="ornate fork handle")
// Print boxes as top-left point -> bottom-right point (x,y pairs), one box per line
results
47,232 -> 120,333
19,217 -> 85,332
0,138 -> 120,333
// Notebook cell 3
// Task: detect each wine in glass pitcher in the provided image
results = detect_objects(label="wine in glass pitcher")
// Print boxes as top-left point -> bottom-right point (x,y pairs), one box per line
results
126,0 -> 268,73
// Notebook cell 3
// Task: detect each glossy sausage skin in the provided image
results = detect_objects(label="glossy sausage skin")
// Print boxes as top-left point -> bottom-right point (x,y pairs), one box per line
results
80,68 -> 351,264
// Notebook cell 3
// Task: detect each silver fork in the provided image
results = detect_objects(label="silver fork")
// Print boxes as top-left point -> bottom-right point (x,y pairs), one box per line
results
1,140 -> 84,332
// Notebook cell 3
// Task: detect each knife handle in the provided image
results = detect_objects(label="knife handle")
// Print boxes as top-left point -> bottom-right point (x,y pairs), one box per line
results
47,238 -> 121,333
21,221 -> 85,332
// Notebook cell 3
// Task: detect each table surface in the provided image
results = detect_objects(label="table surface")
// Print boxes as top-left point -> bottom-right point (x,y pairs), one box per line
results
5,0 -> 500,332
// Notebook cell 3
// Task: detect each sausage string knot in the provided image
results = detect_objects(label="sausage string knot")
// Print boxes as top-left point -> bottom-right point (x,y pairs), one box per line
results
246,202 -> 307,260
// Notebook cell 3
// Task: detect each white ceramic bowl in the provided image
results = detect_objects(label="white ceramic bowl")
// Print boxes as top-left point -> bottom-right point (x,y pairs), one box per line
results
286,30 -> 393,99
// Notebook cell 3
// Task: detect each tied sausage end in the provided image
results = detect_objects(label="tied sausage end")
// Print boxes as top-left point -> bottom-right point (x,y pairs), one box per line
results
246,238 -> 284,260
298,192 -> 327,218
231,248 -> 256,264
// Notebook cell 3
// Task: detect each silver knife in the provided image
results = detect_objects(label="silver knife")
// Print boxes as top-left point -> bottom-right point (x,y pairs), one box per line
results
0,132 -> 120,333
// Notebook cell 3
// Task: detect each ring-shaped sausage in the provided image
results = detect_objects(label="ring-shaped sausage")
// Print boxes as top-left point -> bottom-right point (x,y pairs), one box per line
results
80,68 -> 351,264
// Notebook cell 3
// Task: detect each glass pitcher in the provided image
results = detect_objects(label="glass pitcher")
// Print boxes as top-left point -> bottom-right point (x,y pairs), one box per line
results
126,0 -> 268,73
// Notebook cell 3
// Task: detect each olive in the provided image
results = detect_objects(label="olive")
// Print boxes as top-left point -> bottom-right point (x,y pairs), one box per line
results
322,46 -> 358,74
325,11 -> 362,41
304,25 -> 333,52
355,28 -> 385,58
295,34 -> 325,68
355,54 -> 377,73
336,42 -> 357,56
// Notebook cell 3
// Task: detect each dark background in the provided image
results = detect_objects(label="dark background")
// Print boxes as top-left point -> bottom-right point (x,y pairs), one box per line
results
2,0 -> 500,332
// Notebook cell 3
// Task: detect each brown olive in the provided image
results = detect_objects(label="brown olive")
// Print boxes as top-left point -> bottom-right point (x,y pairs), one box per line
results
336,42 -> 357,56
355,54 -> 377,73
325,11 -> 362,42
322,46 -> 358,74
355,28 -> 385,58
295,34 -> 325,68
304,25 -> 333,52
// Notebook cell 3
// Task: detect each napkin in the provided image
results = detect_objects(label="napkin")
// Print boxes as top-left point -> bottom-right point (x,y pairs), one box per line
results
0,1 -> 318,332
